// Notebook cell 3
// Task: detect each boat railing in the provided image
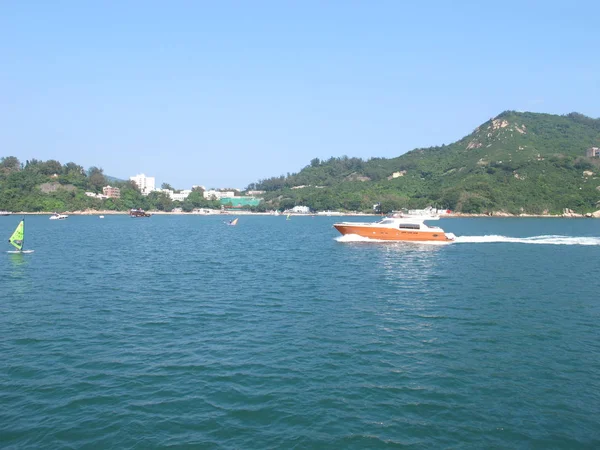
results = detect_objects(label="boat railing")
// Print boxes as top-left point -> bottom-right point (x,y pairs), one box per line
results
389,213 -> 440,221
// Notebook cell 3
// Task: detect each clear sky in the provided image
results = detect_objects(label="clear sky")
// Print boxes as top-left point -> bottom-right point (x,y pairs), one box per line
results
1,1 -> 599,189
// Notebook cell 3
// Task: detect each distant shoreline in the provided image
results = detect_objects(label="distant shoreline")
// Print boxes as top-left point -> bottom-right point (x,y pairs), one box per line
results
4,210 -> 599,218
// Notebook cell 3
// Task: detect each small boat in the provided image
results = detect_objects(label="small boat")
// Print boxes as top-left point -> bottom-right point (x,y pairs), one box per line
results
130,209 -> 151,218
333,213 -> 456,242
7,218 -> 34,253
0,211 -> 12,216
99,215 -> 105,219
49,213 -> 68,220
224,218 -> 239,226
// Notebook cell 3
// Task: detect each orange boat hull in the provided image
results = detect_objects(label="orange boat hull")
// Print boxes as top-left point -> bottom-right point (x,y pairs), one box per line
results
334,224 -> 453,241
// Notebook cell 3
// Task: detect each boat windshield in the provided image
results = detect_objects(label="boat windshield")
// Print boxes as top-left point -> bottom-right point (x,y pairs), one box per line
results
399,223 -> 421,229
378,219 -> 396,225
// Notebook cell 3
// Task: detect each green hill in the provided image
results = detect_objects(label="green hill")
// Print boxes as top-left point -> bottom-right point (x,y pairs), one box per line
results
2,111 -> 600,214
0,158 -> 219,212
248,111 -> 600,214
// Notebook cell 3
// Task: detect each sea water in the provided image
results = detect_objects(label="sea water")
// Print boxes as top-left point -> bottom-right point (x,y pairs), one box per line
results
1,216 -> 599,448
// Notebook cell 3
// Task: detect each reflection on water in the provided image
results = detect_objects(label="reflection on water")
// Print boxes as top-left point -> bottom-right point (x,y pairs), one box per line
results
377,242 -> 442,284
376,243 -> 447,325
9,252 -> 30,269
7,253 -> 31,296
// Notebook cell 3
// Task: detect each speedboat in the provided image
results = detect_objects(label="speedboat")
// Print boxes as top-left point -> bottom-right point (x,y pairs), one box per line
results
49,213 -> 68,220
333,213 -> 456,242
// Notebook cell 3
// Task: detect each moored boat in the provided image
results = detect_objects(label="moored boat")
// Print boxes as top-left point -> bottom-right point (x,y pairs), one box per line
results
49,213 -> 68,220
130,208 -> 151,218
333,213 -> 455,242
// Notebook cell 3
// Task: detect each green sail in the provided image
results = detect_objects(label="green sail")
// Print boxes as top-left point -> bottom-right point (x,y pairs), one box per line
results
9,220 -> 24,251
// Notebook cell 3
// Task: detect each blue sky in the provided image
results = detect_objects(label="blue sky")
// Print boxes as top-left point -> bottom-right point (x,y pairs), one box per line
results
1,1 -> 599,189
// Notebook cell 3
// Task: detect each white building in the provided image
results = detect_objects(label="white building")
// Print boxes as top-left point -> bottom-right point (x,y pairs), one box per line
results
291,205 -> 310,214
203,190 -> 236,200
130,173 -> 156,195
171,190 -> 192,202
85,192 -> 109,200
159,189 -> 192,202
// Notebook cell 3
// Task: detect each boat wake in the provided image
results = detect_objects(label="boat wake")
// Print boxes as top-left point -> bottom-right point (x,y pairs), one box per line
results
335,235 -> 451,245
336,234 -> 381,243
336,234 -> 600,246
454,235 -> 600,246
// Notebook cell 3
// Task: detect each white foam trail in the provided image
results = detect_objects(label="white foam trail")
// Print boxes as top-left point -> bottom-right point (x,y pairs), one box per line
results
335,234 -> 451,245
454,235 -> 600,246
336,234 -> 600,246
336,234 -> 381,243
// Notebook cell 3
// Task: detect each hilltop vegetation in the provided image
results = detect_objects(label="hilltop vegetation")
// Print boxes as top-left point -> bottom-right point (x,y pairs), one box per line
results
2,111 -> 600,214
0,158 -> 220,212
248,111 -> 600,214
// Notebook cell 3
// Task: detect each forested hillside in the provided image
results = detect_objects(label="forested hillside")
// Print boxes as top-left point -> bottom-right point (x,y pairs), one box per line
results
2,111 -> 600,214
248,111 -> 600,213
0,158 -> 219,212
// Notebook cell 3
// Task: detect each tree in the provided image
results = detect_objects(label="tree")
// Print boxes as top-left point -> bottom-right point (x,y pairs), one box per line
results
88,167 -> 106,192
64,162 -> 85,175
148,191 -> 173,211
39,160 -> 63,176
161,182 -> 174,190
61,162 -> 87,188
23,159 -> 42,173
125,180 -> 141,193
0,156 -> 21,174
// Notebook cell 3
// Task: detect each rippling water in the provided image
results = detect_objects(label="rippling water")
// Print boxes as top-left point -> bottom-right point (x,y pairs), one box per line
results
1,216 -> 600,448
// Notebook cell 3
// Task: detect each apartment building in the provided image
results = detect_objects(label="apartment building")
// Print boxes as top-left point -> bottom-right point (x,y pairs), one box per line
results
130,173 -> 156,195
